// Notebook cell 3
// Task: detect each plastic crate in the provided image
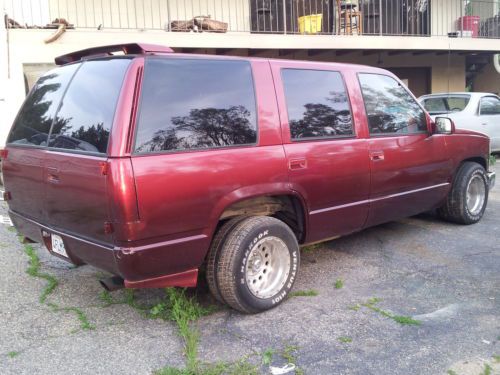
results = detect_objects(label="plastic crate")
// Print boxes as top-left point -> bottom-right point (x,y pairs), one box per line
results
298,14 -> 323,34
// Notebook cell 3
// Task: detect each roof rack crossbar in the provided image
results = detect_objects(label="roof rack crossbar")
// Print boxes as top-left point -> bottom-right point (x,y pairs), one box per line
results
54,43 -> 173,65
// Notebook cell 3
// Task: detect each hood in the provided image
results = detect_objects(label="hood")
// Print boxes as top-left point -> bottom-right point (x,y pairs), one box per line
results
453,128 -> 489,139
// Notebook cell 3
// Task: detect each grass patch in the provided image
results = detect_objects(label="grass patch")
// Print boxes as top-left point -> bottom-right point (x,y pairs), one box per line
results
23,244 -> 95,331
348,304 -> 361,311
334,279 -> 344,289
24,245 -> 59,303
338,336 -> 352,343
493,355 -> 500,363
289,289 -> 319,298
481,363 -> 492,375
261,348 -> 274,366
447,370 -> 458,375
153,288 -> 216,374
7,351 -> 19,358
7,226 -> 17,232
281,345 -> 303,375
301,244 -> 320,254
47,303 -> 95,331
490,154 -> 496,166
361,298 -> 421,326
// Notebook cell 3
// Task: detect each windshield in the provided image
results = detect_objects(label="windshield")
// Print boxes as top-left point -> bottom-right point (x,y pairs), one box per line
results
421,95 -> 470,115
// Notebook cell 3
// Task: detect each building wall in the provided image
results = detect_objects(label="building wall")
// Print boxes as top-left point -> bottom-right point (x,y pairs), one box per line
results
0,28 -> 474,146
473,60 -> 500,95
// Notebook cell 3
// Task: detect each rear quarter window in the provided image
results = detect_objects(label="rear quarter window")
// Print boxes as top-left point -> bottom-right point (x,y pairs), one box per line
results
7,63 -> 80,146
48,58 -> 131,154
134,58 -> 257,153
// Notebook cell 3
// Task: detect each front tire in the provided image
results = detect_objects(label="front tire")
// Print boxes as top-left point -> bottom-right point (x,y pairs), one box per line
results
216,216 -> 300,313
438,162 -> 489,224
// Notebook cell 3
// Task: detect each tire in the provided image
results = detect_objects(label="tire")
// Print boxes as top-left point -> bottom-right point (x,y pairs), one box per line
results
437,162 -> 489,225
206,216 -> 249,303
216,216 -> 300,314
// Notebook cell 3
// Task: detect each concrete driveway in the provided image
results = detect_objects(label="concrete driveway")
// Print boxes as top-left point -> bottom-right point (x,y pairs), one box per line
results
1,162 -> 499,375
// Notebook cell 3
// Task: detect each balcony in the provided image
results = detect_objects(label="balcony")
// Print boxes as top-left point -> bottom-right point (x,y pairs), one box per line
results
4,0 -> 500,39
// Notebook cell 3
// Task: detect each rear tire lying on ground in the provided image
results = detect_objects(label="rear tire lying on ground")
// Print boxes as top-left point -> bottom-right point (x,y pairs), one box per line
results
437,162 -> 489,225
214,216 -> 300,314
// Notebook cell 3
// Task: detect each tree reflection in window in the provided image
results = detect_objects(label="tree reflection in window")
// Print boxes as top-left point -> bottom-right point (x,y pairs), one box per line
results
48,58 -> 131,153
282,69 -> 354,140
358,74 -> 427,135
8,64 -> 80,146
134,59 -> 257,153
136,106 -> 255,152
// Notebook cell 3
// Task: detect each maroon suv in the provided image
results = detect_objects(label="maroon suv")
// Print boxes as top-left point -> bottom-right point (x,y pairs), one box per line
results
3,43 -> 495,313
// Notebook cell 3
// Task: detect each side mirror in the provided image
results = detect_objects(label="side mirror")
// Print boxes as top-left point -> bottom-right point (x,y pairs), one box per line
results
434,117 -> 455,135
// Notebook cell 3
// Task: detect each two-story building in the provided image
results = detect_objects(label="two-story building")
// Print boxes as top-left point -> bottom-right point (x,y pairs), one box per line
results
1,0 -> 499,145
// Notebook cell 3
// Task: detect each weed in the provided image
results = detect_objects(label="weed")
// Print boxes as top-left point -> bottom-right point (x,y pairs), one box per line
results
493,355 -> 500,363
7,351 -> 19,358
348,304 -> 361,311
99,290 -> 114,306
262,348 -> 274,366
447,370 -> 458,375
7,226 -> 17,232
334,279 -> 344,289
338,336 -> 352,343
481,363 -> 492,375
301,244 -> 320,254
24,245 -> 58,303
289,289 -> 319,298
490,154 -> 496,166
361,298 -> 421,326
47,302 -> 95,331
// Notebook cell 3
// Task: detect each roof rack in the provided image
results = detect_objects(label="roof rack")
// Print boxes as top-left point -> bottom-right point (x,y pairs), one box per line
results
54,43 -> 174,65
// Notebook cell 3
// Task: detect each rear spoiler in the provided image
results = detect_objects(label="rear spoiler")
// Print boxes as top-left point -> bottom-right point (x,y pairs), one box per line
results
54,43 -> 174,65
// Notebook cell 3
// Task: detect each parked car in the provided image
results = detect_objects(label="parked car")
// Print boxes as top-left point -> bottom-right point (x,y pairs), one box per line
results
419,92 -> 500,152
2,43 -> 496,313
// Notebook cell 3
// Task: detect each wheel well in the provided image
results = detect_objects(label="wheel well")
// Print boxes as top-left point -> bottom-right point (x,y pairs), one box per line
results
218,195 -> 306,243
462,157 -> 487,170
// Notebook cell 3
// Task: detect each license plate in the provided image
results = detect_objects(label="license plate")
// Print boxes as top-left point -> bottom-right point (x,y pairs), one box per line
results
51,234 -> 68,258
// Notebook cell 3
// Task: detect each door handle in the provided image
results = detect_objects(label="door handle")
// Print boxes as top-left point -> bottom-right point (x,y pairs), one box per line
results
370,151 -> 385,161
289,158 -> 307,170
47,174 -> 60,183
46,167 -> 60,183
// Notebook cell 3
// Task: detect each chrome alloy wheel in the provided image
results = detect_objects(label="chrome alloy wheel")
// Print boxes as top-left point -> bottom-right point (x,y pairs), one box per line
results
245,236 -> 291,299
466,175 -> 486,215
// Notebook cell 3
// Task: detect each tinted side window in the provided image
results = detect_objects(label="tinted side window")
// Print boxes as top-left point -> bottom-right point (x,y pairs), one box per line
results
49,58 -> 131,154
359,73 -> 427,135
480,97 -> 500,115
282,69 -> 353,140
8,64 -> 79,146
135,58 -> 257,153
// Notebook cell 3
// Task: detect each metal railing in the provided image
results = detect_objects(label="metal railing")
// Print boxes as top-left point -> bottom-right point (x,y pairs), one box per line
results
4,0 -> 500,39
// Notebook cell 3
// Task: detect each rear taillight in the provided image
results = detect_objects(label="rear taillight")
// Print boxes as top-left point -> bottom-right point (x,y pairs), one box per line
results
0,149 -> 7,159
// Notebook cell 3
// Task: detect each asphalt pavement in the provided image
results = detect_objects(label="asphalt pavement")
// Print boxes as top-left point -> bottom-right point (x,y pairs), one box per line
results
1,162 -> 499,375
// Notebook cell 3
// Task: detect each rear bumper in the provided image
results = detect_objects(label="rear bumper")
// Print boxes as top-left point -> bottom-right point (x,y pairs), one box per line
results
9,210 -> 204,288
488,171 -> 496,190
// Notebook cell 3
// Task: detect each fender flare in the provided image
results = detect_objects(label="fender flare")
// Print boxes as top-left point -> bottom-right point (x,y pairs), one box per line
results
205,183 -> 309,241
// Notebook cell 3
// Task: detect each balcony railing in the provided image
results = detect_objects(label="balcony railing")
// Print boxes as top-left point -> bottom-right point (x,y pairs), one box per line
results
4,0 -> 500,39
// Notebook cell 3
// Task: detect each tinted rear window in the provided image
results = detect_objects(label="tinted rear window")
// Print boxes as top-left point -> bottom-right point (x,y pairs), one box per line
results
134,58 -> 257,153
48,58 -> 131,154
8,63 -> 80,146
